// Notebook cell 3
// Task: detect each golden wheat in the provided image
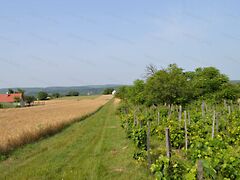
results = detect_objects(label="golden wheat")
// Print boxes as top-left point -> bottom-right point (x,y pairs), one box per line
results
0,95 -> 112,153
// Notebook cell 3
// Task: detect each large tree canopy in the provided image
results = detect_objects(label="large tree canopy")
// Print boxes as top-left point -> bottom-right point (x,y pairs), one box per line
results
145,64 -> 190,105
189,67 -> 229,98
117,64 -> 239,106
129,79 -> 145,105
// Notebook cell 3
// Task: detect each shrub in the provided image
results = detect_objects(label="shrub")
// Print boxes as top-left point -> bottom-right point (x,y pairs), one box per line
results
103,88 -> 114,95
25,96 -> 36,106
37,91 -> 48,100
67,91 -> 79,96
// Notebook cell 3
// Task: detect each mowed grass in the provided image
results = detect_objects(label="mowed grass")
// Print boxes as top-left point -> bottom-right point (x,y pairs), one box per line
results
0,100 -> 151,180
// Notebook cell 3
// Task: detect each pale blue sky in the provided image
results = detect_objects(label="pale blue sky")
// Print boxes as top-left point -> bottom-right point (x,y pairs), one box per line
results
0,0 -> 240,88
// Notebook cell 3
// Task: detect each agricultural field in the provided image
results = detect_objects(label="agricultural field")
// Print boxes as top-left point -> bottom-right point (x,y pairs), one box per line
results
118,100 -> 240,179
0,99 -> 150,180
56,95 -> 100,100
1,1 -> 240,179
0,95 -> 112,153
115,65 -> 240,179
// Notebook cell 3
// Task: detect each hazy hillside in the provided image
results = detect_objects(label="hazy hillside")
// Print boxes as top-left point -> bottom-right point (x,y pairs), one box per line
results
0,85 -> 122,96
231,80 -> 240,84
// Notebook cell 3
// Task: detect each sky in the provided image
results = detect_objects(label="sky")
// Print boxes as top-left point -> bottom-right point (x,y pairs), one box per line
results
0,0 -> 240,88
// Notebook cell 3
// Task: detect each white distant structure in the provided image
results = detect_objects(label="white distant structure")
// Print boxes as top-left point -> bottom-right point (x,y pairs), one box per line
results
112,90 -> 117,95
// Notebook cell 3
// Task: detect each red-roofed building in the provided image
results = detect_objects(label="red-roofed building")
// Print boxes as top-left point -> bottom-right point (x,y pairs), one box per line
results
0,93 -> 23,103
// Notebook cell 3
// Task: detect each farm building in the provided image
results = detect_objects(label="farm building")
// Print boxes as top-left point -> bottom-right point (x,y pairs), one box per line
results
0,93 -> 24,106
112,90 -> 117,95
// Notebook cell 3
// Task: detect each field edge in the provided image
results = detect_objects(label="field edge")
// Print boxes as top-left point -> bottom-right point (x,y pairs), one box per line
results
0,100 -> 110,158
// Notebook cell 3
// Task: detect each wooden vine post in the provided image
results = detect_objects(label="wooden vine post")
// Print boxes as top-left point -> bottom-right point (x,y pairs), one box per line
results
171,104 -> 174,114
178,105 -> 182,121
184,111 -> 188,151
188,111 -> 191,125
212,110 -> 216,139
165,128 -> 171,158
157,112 -> 160,125
224,99 -> 227,109
216,112 -> 219,134
197,160 -> 204,180
230,100 -> 233,111
228,105 -> 231,116
147,121 -> 151,168
134,110 -> 137,126
168,104 -> 171,117
202,101 -> 205,118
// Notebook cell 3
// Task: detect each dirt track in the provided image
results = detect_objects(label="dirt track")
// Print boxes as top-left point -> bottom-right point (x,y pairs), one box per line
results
0,95 -> 112,150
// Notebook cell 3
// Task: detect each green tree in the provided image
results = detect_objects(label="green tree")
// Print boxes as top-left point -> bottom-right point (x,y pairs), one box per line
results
37,91 -> 48,100
214,83 -> 240,101
25,96 -> 36,106
103,88 -> 115,95
115,86 -> 131,100
52,93 -> 60,98
16,88 -> 25,100
129,79 -> 145,105
67,91 -> 79,96
145,64 -> 190,105
8,89 -> 14,94
14,97 -> 21,103
190,67 -> 229,97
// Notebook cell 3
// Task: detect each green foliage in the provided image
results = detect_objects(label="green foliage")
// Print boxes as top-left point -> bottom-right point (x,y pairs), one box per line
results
190,67 -> 229,97
115,86 -> 131,100
37,91 -> 48,100
25,96 -> 36,106
117,64 -> 239,106
145,64 -> 191,105
16,88 -> 25,100
214,83 -> 240,101
117,64 -> 240,179
129,80 -> 145,105
0,102 -> 17,108
119,100 -> 240,179
66,91 -> 79,96
131,128 -> 147,149
102,88 -> 114,95
14,97 -> 21,103
151,155 -> 188,179
8,89 -> 14,94
51,93 -> 60,98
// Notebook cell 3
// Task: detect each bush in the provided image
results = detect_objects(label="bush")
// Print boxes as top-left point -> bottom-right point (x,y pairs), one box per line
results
25,96 -> 36,106
37,91 -> 48,100
52,93 -> 61,98
67,91 -> 79,96
103,88 -> 114,95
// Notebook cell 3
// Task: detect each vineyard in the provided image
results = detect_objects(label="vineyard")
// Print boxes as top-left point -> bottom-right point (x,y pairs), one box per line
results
115,64 -> 240,179
118,100 -> 240,179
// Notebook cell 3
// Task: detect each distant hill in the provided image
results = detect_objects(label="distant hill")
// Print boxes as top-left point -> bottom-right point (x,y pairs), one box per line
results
0,85 -> 123,96
230,80 -> 240,84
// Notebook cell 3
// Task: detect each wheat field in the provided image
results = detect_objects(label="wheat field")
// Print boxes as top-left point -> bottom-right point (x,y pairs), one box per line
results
0,95 -> 112,153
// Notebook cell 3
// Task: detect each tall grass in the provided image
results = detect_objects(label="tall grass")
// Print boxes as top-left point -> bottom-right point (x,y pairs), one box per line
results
0,106 -> 103,155
0,103 -> 17,109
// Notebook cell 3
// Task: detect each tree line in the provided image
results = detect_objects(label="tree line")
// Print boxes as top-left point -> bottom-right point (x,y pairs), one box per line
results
6,89 -> 82,106
116,64 -> 240,105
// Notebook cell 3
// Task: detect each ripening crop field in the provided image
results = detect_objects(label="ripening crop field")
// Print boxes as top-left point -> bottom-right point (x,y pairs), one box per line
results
0,95 -> 112,153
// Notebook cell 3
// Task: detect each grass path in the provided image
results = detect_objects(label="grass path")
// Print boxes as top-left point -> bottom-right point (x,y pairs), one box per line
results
0,100 -> 151,180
